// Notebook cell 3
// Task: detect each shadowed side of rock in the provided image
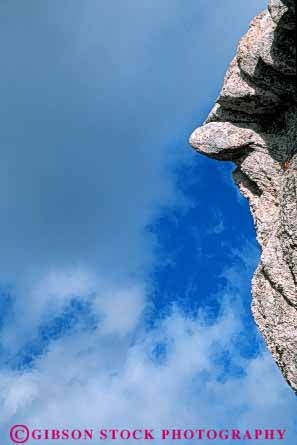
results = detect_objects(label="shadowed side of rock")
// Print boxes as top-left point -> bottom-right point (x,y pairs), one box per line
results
190,0 -> 297,392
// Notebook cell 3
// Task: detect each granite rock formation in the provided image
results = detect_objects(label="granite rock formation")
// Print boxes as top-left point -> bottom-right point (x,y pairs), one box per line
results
190,0 -> 297,392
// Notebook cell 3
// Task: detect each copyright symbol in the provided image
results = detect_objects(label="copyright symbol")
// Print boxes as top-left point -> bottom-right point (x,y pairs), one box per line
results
10,425 -> 30,443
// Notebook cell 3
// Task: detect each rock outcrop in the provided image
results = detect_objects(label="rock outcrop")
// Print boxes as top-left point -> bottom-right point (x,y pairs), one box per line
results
190,0 -> 297,392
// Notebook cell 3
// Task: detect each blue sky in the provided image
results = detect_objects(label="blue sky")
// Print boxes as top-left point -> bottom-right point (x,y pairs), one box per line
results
0,1 -> 296,444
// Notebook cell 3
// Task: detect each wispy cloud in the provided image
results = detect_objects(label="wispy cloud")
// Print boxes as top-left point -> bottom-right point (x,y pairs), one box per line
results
0,242 -> 295,444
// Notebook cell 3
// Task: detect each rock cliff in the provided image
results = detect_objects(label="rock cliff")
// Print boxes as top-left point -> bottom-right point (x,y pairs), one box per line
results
190,0 -> 297,392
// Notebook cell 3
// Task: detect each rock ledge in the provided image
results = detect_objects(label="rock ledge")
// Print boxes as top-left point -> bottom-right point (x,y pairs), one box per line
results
190,0 -> 297,392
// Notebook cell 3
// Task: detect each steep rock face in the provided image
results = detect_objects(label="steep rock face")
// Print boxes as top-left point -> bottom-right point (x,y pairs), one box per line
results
190,0 -> 297,392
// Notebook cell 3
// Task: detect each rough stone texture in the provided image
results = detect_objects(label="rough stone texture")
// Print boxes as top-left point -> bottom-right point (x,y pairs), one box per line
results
190,1 -> 297,392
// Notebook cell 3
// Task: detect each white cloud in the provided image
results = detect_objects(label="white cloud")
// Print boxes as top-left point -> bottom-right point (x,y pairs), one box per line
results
0,247 -> 295,444
95,285 -> 146,336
